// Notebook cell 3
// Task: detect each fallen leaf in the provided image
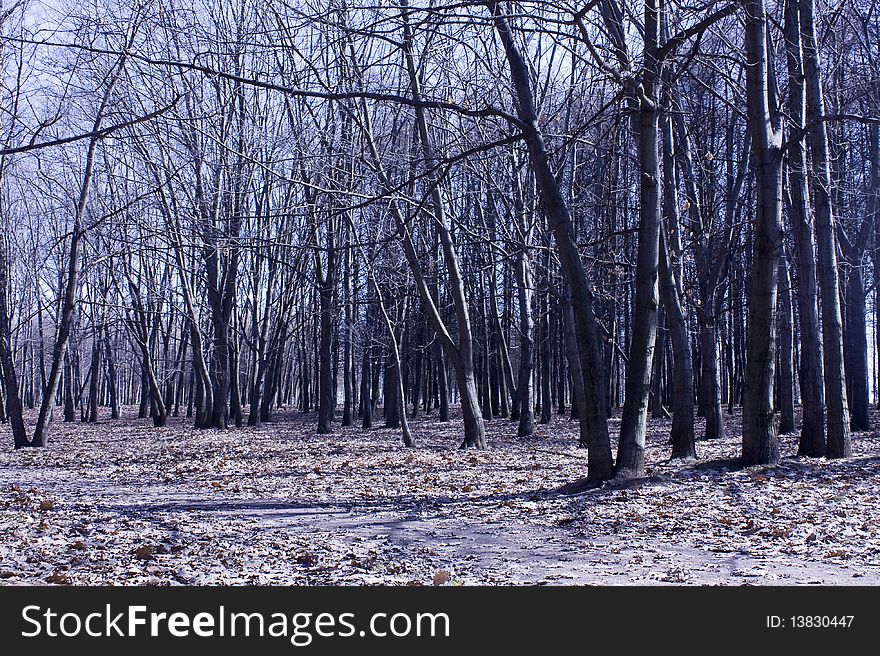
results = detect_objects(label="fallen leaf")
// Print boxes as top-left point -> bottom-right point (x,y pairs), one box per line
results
134,545 -> 154,560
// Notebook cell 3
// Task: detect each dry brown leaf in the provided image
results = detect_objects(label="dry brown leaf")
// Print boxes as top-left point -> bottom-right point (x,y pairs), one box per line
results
134,545 -> 154,560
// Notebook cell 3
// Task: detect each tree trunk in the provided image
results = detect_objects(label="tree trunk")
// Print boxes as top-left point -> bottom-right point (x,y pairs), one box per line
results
87,330 -> 100,422
783,0 -> 825,454
800,0 -> 852,458
562,288 -> 588,444
699,319 -> 724,440
341,240 -> 354,428
63,352 -> 76,423
491,1 -> 613,480
103,329 -> 120,419
538,268 -> 552,425
741,0 -> 782,466
844,264 -> 870,431
513,166 -> 534,437
659,101 -> 696,459
229,326 -> 243,428
360,304 -> 373,430
399,3 -> 484,448
651,307 -> 667,419
316,273 -> 335,434
777,247 -> 796,434
659,227 -> 696,459
615,0 -> 662,480
0,234 -> 28,447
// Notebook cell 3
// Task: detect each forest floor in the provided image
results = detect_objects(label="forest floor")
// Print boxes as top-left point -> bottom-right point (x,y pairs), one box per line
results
1,406 -> 880,586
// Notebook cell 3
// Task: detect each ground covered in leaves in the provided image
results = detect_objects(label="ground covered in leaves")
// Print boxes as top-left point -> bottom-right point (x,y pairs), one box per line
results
2,406 -> 880,585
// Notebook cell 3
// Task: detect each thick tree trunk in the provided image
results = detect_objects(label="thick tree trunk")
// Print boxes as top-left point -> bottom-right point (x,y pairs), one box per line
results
800,0 -> 852,458
783,0 -> 825,454
870,124 -> 880,413
615,0 -> 661,480
659,102 -> 696,459
741,0 -> 782,466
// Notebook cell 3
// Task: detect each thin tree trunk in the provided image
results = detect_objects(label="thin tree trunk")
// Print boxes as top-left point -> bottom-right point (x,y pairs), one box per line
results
342,234 -> 354,427
103,328 -> 120,419
30,42 -> 133,447
659,226 -> 696,459
399,1 -> 485,448
0,230 -> 31,449
538,264 -> 552,425
843,257 -> 870,431
562,288 -> 588,443
87,329 -> 100,422
777,247 -> 796,434
491,1 -> 613,480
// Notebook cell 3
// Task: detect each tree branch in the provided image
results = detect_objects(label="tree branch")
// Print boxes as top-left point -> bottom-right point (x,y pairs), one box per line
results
0,96 -> 182,156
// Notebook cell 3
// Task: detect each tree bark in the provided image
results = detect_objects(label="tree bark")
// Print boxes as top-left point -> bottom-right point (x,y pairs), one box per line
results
783,0 -> 825,454
0,232 -> 28,447
741,0 -> 783,466
490,1 -> 613,480
103,328 -> 120,419
800,0 -> 852,458
659,226 -> 696,459
777,247 -> 796,434
659,100 -> 695,459
615,0 -> 662,479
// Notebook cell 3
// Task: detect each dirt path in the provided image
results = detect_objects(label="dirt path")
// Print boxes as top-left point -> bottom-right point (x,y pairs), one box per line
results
2,409 -> 880,585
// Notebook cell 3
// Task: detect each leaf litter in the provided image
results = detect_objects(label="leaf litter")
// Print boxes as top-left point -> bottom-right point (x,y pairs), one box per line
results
1,406 -> 879,585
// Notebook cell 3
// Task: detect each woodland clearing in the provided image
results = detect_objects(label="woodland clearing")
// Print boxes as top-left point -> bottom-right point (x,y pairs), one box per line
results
2,407 -> 879,586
